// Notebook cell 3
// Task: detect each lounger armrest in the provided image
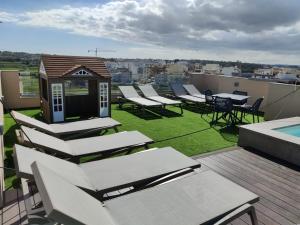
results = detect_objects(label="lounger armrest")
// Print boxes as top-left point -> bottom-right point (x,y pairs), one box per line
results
214,203 -> 258,225
165,93 -> 177,99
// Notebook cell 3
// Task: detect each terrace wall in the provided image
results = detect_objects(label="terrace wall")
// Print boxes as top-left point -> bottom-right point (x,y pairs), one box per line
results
0,71 -> 4,207
188,73 -> 300,120
0,71 -> 40,109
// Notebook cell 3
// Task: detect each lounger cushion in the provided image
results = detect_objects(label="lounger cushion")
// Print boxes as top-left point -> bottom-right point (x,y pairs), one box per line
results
21,126 -> 72,155
32,162 -> 116,225
138,85 -> 159,97
106,171 -> 258,225
12,110 -> 121,136
80,147 -> 199,192
119,86 -> 140,98
14,145 -> 94,190
20,126 -> 153,157
50,117 -> 121,135
147,96 -> 181,105
179,95 -> 206,103
14,145 -> 200,193
12,111 -> 54,133
127,97 -> 162,106
33,162 -> 258,225
183,85 -> 206,99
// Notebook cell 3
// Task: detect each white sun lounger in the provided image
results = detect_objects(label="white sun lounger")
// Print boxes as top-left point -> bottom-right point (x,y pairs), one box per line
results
118,86 -> 162,113
139,85 -> 183,114
31,162 -> 259,225
183,84 -> 206,99
171,84 -> 206,103
17,126 -> 153,161
11,110 -> 121,139
14,144 -> 200,195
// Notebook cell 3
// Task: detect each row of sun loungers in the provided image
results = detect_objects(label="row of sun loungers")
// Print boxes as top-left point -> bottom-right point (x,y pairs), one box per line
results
119,85 -> 183,114
11,96 -> 259,225
29,161 -> 259,225
11,110 -> 121,139
17,126 -> 153,162
118,84 -> 208,115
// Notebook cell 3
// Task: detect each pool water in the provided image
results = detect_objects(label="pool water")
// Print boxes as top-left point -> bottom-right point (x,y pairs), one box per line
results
274,124 -> 300,137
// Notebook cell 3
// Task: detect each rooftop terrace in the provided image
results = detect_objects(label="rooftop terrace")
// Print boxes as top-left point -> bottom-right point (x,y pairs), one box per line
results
3,104 -> 261,188
1,147 -> 299,225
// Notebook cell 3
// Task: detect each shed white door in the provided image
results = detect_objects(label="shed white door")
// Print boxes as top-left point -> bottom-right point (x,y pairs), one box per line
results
99,82 -> 109,117
51,83 -> 64,122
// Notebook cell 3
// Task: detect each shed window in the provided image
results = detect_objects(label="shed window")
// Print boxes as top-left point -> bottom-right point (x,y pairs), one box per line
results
65,80 -> 89,96
41,78 -> 48,100
19,72 -> 39,97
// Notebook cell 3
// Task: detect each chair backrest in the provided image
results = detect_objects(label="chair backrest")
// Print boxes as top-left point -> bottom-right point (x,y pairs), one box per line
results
139,85 -> 158,97
118,86 -> 140,99
170,84 -> 187,96
183,85 -> 201,96
32,162 -> 116,225
214,97 -> 233,113
204,90 -> 214,103
11,111 -> 54,133
232,90 -> 248,96
20,126 -> 72,156
14,144 -> 94,191
204,89 -> 213,96
252,97 -> 264,111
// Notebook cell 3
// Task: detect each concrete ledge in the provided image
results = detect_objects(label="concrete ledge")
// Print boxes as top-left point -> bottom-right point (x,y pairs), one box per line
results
238,117 -> 300,167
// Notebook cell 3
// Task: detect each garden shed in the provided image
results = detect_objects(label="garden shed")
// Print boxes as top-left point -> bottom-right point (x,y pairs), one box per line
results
39,54 -> 111,123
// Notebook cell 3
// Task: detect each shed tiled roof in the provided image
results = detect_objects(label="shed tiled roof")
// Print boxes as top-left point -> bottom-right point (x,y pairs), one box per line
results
41,54 -> 110,78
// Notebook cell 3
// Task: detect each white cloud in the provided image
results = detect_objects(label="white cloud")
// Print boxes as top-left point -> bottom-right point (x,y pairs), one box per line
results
1,0 -> 300,63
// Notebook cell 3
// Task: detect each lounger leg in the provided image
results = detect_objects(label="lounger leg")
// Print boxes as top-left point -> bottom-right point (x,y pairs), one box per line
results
214,204 -> 258,225
249,206 -> 259,225
179,104 -> 183,115
113,126 -> 119,133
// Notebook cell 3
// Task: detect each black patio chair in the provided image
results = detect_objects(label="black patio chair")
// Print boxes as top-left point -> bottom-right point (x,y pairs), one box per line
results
238,97 -> 264,123
211,97 -> 234,126
203,89 -> 215,116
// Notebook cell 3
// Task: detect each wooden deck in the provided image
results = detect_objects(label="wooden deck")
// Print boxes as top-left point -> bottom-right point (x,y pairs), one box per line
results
1,147 -> 299,225
196,147 -> 300,225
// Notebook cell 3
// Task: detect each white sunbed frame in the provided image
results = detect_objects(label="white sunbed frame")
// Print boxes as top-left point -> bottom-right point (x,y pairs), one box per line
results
30,162 -> 259,225
118,86 -> 163,114
11,110 -> 121,139
16,126 -> 154,162
138,84 -> 183,114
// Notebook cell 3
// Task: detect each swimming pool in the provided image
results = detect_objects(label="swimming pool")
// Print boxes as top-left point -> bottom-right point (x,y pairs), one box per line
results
274,124 -> 300,137
238,117 -> 300,167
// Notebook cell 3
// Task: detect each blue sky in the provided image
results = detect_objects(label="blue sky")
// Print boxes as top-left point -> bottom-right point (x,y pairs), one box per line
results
1,0 -> 300,64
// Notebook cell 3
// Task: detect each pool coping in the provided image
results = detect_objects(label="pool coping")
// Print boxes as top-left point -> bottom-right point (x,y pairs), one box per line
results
238,117 -> 300,167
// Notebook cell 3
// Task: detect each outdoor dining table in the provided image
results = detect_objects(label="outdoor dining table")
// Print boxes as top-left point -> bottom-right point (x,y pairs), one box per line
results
213,93 -> 250,104
212,93 -> 251,125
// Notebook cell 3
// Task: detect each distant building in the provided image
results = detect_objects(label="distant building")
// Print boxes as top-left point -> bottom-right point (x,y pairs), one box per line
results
155,74 -> 187,86
202,64 -> 221,74
166,64 -> 187,75
111,68 -> 132,84
254,68 -> 273,76
221,66 -> 241,76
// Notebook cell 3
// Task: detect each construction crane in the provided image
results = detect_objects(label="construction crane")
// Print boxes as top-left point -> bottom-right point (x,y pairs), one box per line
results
88,48 -> 116,57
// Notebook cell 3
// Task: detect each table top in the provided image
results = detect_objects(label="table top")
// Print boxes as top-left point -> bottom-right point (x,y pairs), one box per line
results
213,93 -> 250,101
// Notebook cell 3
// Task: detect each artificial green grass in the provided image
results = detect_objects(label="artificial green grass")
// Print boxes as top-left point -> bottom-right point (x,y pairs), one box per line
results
3,104 -> 261,188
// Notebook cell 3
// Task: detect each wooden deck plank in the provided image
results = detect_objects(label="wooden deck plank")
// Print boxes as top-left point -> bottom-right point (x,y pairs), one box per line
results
217,153 -> 300,199
200,156 -> 300,220
198,148 -> 300,225
199,157 -> 291,225
226,150 -> 300,184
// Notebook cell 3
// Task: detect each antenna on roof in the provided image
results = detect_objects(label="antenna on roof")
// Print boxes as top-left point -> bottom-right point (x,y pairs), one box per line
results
88,48 -> 116,57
